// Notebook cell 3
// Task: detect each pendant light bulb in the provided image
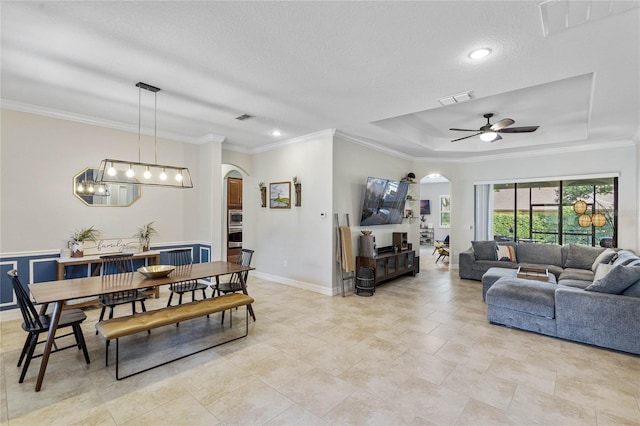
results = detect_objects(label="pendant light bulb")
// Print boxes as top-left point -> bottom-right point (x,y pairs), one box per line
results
160,168 -> 167,181
88,184 -> 94,193
144,166 -> 152,179
107,163 -> 117,176
98,186 -> 105,194
175,170 -> 183,182
77,183 -> 84,192
126,164 -> 135,178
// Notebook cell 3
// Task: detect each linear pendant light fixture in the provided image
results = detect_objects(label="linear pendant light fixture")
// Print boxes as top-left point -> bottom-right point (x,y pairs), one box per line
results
96,82 -> 193,188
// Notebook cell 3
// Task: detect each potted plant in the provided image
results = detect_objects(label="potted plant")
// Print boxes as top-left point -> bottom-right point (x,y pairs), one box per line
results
135,221 -> 158,251
258,181 -> 267,208
70,226 -> 101,257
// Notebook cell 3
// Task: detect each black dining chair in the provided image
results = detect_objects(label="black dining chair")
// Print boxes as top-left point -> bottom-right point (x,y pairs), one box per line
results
166,249 -> 208,306
212,249 -> 254,297
97,254 -> 148,324
7,269 -> 90,383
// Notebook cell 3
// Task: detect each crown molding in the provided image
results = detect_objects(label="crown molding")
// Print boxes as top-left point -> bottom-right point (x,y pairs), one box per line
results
414,138 -> 638,164
1,99 -> 225,145
333,130 -> 415,160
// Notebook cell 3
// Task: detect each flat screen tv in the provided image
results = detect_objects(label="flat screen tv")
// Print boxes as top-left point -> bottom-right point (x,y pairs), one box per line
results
360,177 -> 409,226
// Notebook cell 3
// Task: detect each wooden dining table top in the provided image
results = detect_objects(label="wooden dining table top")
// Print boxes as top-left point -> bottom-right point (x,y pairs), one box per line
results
29,261 -> 253,304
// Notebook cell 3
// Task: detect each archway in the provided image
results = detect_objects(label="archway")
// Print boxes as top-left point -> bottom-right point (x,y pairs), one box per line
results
418,174 -> 451,263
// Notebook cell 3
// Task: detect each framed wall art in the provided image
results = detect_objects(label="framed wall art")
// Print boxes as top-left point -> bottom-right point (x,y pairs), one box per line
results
270,181 -> 291,209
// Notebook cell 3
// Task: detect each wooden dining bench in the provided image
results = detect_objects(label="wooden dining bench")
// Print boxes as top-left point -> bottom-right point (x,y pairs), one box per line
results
95,293 -> 254,380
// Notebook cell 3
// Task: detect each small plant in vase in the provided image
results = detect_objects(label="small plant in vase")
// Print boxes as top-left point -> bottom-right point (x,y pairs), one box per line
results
135,221 -> 158,251
70,226 -> 101,258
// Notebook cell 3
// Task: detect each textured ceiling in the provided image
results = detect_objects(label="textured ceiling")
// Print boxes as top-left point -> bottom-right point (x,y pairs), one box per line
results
1,1 -> 639,160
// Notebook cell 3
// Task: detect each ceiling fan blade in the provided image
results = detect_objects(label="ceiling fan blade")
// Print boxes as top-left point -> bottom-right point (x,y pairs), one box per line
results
490,118 -> 515,131
451,132 -> 482,142
449,128 -> 481,132
489,134 -> 503,143
498,125 -> 539,133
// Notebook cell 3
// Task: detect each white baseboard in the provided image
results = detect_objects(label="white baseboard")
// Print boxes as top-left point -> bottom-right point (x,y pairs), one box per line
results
252,271 -> 334,296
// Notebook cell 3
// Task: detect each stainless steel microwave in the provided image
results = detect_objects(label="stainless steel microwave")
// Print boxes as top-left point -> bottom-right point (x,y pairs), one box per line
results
228,210 -> 242,227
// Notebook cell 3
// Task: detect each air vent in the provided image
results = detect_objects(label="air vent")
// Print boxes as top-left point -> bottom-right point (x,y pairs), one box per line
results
235,114 -> 254,121
438,91 -> 473,106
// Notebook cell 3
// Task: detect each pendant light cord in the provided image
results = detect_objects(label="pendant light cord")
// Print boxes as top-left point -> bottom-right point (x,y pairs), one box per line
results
138,86 -> 142,163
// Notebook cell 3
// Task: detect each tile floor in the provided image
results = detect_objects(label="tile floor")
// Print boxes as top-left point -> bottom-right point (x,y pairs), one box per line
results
1,248 -> 639,425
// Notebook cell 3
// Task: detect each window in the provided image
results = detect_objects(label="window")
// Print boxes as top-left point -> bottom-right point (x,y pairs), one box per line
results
440,195 -> 451,228
490,177 -> 617,247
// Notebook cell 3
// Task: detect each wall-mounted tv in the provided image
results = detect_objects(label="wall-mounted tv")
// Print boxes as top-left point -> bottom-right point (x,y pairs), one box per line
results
360,177 -> 409,226
420,200 -> 431,215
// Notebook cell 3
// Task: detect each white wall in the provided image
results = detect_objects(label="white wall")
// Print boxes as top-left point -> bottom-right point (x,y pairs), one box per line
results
414,142 -> 639,268
251,131 -> 334,294
0,109 -> 201,252
333,135 -> 415,290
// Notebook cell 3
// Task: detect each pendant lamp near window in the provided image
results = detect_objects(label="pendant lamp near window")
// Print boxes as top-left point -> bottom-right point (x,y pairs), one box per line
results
96,82 -> 193,189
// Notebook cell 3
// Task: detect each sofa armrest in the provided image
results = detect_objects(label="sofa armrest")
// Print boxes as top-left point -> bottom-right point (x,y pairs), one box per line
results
458,248 -> 476,279
555,286 -> 640,354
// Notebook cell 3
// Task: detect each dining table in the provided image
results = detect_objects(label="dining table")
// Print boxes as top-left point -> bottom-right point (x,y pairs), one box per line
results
28,261 -> 255,392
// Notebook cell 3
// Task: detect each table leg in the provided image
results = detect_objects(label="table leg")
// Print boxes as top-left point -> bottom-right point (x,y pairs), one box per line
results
35,300 -> 64,391
238,273 -> 256,322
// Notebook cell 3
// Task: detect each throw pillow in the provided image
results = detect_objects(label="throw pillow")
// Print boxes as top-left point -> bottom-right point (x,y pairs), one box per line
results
585,265 -> 640,294
622,279 -> 640,298
496,245 -> 516,262
612,250 -> 640,266
472,240 -> 497,261
591,248 -> 617,272
565,244 -> 604,270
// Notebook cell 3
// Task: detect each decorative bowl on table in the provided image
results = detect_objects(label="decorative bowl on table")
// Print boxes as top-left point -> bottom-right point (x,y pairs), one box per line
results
137,265 -> 175,279
361,231 -> 372,236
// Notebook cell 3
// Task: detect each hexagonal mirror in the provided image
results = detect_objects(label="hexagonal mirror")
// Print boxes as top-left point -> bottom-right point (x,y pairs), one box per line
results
73,167 -> 141,207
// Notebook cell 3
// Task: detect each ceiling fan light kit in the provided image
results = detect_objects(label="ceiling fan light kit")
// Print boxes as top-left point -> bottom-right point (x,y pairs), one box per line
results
449,112 -> 539,143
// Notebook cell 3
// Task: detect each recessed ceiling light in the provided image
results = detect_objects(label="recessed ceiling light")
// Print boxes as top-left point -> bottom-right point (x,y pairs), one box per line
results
271,129 -> 282,137
468,47 -> 492,60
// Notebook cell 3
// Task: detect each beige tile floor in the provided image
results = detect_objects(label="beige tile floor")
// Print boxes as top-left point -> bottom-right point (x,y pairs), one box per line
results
1,248 -> 639,425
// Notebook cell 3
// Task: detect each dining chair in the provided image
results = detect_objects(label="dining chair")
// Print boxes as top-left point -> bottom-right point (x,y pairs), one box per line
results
432,234 -> 450,255
212,248 -> 254,297
97,254 -> 148,324
7,269 -> 90,383
165,249 -> 208,306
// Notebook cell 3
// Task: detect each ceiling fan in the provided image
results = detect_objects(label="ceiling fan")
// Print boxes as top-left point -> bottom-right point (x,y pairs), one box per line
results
450,113 -> 539,142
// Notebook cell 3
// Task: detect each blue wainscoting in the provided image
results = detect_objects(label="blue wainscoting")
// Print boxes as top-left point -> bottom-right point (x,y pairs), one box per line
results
0,243 -> 211,311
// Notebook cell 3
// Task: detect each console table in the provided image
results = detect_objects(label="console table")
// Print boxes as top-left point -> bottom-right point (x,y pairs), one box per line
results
356,250 -> 417,285
56,251 -> 161,300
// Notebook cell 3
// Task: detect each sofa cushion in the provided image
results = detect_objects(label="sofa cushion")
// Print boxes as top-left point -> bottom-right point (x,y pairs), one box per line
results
473,260 -> 518,271
558,279 -> 591,289
585,265 -> 640,294
486,279 -> 557,319
564,244 -> 604,270
472,240 -> 498,260
559,268 -> 595,282
517,243 -> 563,267
591,248 -> 617,272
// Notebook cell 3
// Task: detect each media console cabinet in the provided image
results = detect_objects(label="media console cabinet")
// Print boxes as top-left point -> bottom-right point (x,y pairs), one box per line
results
356,250 -> 417,285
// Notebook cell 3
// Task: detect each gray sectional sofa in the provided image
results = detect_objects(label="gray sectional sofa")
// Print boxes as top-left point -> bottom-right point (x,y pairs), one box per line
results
460,241 -> 640,355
